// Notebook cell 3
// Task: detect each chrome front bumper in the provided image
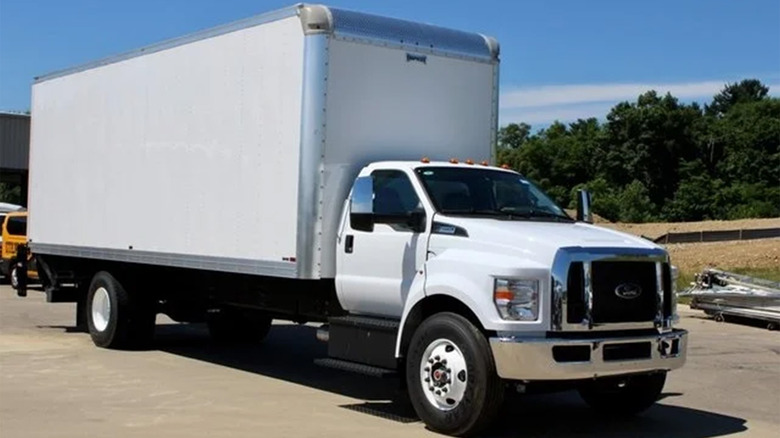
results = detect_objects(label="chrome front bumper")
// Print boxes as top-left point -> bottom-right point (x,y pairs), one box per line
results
490,329 -> 687,381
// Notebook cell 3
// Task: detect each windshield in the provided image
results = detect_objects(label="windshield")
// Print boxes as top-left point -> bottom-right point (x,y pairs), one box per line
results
415,167 -> 571,221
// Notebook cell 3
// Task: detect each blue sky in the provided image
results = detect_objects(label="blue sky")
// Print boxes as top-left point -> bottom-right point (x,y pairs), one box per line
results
1,0 -> 778,126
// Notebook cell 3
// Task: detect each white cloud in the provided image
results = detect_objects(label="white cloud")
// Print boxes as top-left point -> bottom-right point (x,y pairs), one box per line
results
498,80 -> 780,126
499,102 -> 615,125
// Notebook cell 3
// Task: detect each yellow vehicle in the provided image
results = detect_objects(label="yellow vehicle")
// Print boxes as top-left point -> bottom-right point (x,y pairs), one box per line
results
1,211 -> 38,289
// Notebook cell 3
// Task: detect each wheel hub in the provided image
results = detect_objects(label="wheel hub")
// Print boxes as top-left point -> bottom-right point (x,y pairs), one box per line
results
419,338 -> 468,411
91,287 -> 111,332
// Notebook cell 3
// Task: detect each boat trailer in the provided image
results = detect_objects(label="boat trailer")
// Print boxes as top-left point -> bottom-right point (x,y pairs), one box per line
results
682,269 -> 780,330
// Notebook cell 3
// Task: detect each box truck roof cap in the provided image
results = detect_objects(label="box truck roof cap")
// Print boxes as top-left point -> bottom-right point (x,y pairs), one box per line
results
35,3 -> 499,84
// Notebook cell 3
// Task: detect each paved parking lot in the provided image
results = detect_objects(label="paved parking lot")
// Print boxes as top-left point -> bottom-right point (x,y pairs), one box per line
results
0,285 -> 778,437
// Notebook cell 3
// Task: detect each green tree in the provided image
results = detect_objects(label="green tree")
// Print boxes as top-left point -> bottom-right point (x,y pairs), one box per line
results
498,79 -> 777,223
601,91 -> 702,209
706,79 -> 769,116
497,122 -> 531,149
617,180 -> 656,222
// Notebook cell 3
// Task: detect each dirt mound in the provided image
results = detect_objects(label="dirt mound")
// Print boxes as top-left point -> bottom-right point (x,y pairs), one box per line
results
603,217 -> 780,239
665,238 -> 780,273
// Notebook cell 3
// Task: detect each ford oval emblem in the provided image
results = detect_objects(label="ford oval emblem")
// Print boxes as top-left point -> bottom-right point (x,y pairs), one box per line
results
614,283 -> 642,300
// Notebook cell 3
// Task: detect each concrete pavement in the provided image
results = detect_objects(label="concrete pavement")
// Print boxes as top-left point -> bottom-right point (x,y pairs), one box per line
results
1,285 -> 778,437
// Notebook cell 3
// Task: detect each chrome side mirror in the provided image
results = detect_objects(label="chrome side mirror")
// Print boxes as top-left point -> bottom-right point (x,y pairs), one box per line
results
576,189 -> 593,223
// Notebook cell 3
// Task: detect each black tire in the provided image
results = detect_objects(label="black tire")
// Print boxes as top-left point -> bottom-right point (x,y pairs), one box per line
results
86,271 -> 156,349
207,307 -> 272,344
578,372 -> 667,416
405,312 -> 504,437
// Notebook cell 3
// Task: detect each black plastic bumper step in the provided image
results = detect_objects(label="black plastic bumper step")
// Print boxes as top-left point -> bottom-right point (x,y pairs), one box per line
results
328,315 -> 400,330
314,358 -> 398,378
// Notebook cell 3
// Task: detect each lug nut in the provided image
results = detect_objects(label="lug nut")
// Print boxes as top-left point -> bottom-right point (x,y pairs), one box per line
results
428,358 -> 434,364
429,386 -> 434,392
435,355 -> 440,361
424,377 -> 430,382
442,359 -> 447,365
424,367 -> 429,372
442,388 -> 448,393
435,390 -> 441,395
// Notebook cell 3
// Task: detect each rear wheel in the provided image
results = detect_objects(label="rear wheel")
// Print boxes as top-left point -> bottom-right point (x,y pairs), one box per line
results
578,372 -> 667,415
86,271 -> 156,349
406,312 -> 504,436
207,307 -> 272,344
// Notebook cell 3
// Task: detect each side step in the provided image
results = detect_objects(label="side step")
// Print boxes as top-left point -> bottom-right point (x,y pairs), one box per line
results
314,358 -> 398,378
326,315 -> 401,371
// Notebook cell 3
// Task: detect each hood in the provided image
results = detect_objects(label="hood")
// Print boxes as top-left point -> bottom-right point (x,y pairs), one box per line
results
431,215 -> 661,265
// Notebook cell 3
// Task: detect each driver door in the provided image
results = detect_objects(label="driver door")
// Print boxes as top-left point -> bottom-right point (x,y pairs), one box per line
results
336,170 -> 428,318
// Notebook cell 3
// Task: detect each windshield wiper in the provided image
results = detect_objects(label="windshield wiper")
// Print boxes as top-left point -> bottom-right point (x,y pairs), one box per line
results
498,207 -> 573,222
439,208 -> 572,222
523,210 -> 573,222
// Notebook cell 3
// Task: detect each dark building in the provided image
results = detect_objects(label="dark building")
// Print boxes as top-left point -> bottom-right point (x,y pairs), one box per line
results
0,112 -> 31,206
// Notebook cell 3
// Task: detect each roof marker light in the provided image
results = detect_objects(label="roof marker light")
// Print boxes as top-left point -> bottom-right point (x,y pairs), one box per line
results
421,157 -> 430,163
481,160 -> 489,166
449,158 -> 459,164
465,159 -> 474,165
501,164 -> 511,169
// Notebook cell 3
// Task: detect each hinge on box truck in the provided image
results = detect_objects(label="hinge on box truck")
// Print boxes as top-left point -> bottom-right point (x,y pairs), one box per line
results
314,358 -> 398,378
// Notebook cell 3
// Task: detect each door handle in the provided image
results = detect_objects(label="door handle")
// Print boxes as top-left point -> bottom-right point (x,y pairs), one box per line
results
345,235 -> 354,253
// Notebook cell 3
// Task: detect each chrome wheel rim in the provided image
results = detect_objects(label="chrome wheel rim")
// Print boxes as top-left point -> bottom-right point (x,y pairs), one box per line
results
10,267 -> 18,289
419,338 -> 468,411
91,287 -> 111,332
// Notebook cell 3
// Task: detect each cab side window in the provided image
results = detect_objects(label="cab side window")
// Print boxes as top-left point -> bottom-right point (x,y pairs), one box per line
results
372,170 -> 424,232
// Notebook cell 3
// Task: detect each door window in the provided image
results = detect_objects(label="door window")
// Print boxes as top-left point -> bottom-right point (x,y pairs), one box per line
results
371,170 -> 425,232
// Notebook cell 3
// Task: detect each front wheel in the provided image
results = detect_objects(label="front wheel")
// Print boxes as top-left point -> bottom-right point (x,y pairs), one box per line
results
578,372 -> 667,415
406,312 -> 504,437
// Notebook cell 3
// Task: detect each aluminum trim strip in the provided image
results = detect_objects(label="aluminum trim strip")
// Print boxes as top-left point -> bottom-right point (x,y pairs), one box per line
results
489,62 -> 500,164
29,243 -> 298,278
295,33 -> 329,279
34,6 -> 300,83
331,34 -> 496,64
35,4 -> 500,84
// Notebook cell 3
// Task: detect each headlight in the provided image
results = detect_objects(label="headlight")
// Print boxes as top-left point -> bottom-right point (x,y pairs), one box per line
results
494,278 -> 539,321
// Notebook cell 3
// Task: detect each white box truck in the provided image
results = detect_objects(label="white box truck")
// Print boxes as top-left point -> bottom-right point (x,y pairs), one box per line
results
22,4 -> 687,435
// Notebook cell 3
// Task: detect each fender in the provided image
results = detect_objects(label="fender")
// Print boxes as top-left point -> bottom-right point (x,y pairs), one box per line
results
394,247 -> 548,357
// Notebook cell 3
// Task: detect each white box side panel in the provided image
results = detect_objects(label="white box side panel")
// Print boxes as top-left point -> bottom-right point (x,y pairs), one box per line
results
29,17 -> 305,263
319,39 -> 495,277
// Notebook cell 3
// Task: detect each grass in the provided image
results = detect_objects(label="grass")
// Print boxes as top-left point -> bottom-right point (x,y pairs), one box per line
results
675,266 -> 780,304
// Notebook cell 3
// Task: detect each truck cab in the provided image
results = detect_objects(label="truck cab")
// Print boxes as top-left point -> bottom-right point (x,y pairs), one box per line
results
330,160 -> 686,434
